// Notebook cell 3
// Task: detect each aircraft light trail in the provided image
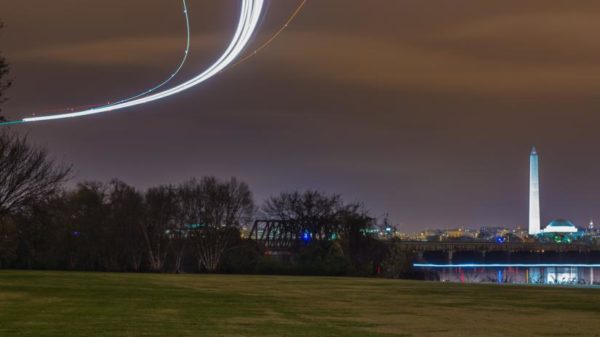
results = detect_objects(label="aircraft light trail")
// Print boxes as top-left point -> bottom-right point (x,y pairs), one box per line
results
4,0 -> 266,125
106,0 -> 192,107
225,0 -> 307,72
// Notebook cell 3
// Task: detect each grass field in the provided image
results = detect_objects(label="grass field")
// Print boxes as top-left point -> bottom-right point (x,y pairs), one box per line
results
1,271 -> 600,337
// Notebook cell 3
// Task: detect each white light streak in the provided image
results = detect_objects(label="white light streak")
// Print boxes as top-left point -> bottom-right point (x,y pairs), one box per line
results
107,0 -> 192,107
23,0 -> 265,123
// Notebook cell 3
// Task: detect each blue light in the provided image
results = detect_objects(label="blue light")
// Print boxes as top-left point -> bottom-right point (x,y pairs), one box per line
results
301,230 -> 311,243
414,263 -> 600,268
0,120 -> 25,126
497,270 -> 503,284
495,236 -> 506,244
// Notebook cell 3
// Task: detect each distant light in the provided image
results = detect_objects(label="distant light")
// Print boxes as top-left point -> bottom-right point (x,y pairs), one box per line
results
414,263 -> 600,268
302,230 -> 311,243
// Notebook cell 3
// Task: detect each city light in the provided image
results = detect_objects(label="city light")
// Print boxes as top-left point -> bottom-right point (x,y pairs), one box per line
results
414,263 -> 600,268
302,230 -> 312,243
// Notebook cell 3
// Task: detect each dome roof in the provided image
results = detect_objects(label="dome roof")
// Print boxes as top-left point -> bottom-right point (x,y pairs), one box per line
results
547,219 -> 576,228
542,219 -> 579,233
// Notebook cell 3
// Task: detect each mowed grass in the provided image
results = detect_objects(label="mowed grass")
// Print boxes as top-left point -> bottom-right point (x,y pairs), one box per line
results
1,272 -> 600,337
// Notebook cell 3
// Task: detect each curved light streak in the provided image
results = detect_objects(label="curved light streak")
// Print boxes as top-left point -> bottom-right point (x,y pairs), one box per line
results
225,0 -> 307,72
107,0 -> 192,106
20,0 -> 265,123
2,0 -> 191,125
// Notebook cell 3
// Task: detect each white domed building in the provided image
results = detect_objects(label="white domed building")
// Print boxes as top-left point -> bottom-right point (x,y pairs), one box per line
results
538,219 -> 585,243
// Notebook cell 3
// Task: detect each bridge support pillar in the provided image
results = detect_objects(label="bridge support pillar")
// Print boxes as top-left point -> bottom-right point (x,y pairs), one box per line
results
416,251 -> 424,261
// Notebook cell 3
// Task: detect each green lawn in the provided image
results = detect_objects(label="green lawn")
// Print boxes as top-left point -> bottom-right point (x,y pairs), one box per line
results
0,271 -> 599,337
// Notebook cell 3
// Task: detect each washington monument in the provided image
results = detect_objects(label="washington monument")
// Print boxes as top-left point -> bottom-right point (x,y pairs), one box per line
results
529,147 -> 541,235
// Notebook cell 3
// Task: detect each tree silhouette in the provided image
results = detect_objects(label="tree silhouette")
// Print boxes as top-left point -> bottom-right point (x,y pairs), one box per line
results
0,132 -> 71,216
142,185 -> 178,272
0,21 -> 11,119
181,177 -> 254,272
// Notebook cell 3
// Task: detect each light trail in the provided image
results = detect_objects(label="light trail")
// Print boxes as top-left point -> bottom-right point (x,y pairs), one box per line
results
224,0 -> 307,72
7,0 -> 266,124
6,0 -> 191,123
106,0 -> 192,106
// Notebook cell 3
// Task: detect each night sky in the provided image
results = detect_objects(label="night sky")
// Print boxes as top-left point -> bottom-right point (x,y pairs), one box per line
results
2,0 -> 600,231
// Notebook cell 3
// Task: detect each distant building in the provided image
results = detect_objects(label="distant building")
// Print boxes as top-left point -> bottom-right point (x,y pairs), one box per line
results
441,228 -> 477,241
528,148 -> 588,242
411,229 -> 442,242
529,147 -> 541,235
537,219 -> 586,243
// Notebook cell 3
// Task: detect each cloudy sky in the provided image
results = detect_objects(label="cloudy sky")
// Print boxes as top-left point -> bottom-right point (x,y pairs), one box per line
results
1,0 -> 600,231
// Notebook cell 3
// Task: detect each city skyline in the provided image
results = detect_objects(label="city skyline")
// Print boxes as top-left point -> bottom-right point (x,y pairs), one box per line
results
2,1 -> 600,230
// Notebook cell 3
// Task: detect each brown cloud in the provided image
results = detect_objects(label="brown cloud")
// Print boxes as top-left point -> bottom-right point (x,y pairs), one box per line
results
436,11 -> 600,65
266,15 -> 600,97
13,35 -> 221,67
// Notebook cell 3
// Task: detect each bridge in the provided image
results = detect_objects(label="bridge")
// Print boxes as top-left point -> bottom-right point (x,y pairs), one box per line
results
396,241 -> 600,253
247,220 -> 300,250
247,219 -> 351,252
396,241 -> 600,264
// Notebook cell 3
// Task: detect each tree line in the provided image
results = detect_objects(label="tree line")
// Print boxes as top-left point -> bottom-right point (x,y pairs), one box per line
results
1,177 -> 252,272
0,168 -> 388,275
0,129 -> 391,275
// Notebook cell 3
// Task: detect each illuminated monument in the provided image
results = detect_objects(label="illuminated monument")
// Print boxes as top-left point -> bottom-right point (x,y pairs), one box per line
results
528,147 -> 584,241
411,146 -> 599,285
529,147 -> 541,235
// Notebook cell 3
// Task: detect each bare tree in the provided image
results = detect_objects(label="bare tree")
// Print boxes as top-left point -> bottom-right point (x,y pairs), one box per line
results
0,132 -> 71,216
0,215 -> 17,267
107,180 -> 145,271
0,21 -> 12,118
263,190 -> 381,274
262,190 -> 345,238
141,185 -> 178,272
63,182 -> 108,270
168,219 -> 188,273
182,177 -> 254,272
172,181 -> 203,273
